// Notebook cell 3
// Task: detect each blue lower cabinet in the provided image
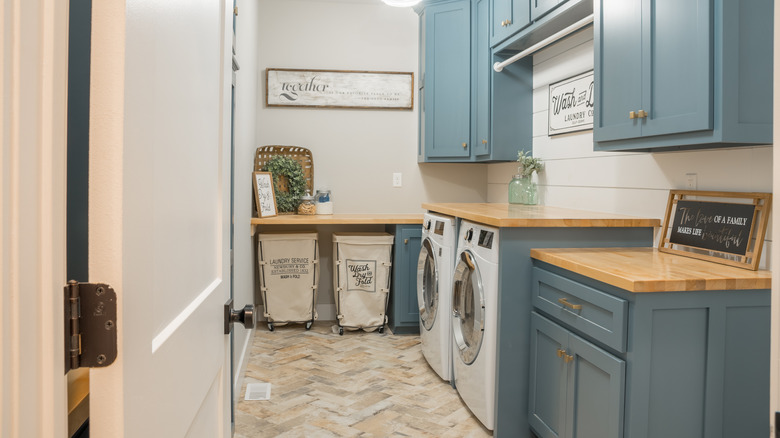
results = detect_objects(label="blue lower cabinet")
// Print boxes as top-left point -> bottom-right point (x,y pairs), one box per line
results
386,224 -> 422,334
529,312 -> 625,438
530,263 -> 770,438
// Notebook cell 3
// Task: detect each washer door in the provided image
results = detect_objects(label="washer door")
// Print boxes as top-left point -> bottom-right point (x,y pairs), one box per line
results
417,238 -> 438,331
452,250 -> 485,365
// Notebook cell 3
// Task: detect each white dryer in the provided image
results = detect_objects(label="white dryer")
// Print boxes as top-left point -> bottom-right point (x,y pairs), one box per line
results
452,220 -> 499,431
416,212 -> 457,382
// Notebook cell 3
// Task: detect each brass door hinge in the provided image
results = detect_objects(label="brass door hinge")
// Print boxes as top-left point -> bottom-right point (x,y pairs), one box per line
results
64,281 -> 118,373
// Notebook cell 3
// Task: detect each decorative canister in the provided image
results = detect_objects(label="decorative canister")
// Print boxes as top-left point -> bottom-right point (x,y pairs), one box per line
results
315,189 -> 333,215
298,193 -> 316,215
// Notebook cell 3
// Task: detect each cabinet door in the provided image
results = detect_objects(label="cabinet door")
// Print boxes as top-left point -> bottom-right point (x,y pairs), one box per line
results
490,0 -> 530,47
567,334 -> 625,438
387,225 -> 422,334
472,0 -> 491,157
640,0 -> 711,138
424,0 -> 471,158
529,313 -> 569,438
531,0 -> 566,21
593,0 -> 643,142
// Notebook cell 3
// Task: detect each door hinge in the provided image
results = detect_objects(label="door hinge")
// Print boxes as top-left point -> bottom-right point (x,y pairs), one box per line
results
64,281 -> 118,374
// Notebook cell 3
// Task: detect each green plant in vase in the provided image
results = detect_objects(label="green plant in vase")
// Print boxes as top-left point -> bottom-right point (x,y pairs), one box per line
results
509,150 -> 544,205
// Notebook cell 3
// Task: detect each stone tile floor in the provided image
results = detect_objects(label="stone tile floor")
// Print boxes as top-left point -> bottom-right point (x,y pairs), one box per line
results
234,322 -> 493,437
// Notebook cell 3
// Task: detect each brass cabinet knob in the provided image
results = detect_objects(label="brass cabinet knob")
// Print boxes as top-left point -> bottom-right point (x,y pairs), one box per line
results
462,142 -> 467,148
506,19 -> 512,25
404,238 -> 409,244
638,109 -> 648,118
557,348 -> 565,358
482,139 -> 488,144
629,111 -> 636,119
564,354 -> 574,363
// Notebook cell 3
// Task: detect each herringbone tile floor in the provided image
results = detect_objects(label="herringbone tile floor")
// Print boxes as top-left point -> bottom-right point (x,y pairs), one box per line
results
235,322 -> 493,437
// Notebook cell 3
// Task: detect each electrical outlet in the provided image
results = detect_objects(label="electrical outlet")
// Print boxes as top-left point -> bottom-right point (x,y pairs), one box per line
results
685,173 -> 697,190
392,173 -> 402,188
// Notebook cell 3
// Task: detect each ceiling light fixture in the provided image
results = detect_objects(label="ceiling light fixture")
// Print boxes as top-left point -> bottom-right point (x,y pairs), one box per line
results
381,0 -> 421,7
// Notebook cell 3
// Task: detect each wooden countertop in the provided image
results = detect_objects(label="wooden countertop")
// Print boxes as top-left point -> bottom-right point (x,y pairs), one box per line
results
531,247 -> 771,292
251,213 -> 423,225
422,203 -> 660,228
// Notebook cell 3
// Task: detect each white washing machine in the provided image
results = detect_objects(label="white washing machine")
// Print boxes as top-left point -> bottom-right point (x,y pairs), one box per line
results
452,220 -> 499,431
416,212 -> 457,382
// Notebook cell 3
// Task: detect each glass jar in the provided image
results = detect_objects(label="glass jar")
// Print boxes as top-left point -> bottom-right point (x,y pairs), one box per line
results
508,174 -> 538,205
297,194 -> 316,215
314,189 -> 333,215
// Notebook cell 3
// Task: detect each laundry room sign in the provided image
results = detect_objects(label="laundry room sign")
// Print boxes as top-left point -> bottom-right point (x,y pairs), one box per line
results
266,68 -> 414,110
548,70 -> 594,136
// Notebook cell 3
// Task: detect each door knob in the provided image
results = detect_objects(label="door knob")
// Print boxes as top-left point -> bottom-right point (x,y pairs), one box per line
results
224,298 -> 255,334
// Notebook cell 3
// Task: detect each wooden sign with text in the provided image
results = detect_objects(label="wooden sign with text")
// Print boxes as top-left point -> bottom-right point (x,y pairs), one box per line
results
660,190 -> 772,270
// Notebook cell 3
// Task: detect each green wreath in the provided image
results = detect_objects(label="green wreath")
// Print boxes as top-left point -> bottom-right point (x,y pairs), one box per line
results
263,156 -> 307,212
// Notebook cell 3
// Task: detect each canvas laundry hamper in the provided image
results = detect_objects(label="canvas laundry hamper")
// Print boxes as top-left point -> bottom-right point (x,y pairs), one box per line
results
257,232 -> 319,331
332,232 -> 394,335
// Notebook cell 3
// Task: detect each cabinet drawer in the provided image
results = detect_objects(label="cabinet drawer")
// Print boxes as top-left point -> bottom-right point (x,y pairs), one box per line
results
532,267 -> 628,352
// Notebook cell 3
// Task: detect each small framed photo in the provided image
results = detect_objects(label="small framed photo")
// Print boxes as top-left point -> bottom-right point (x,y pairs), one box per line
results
253,172 -> 277,218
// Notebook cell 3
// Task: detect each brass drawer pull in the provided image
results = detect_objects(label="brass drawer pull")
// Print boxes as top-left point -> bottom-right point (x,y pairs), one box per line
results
558,297 -> 582,311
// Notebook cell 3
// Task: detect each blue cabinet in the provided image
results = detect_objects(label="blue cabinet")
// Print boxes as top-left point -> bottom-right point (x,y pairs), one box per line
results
417,0 -> 532,163
530,263 -> 771,438
594,0 -> 773,151
421,0 -> 471,159
529,312 -> 625,438
386,224 -> 422,334
490,0 -> 530,47
531,0 -> 566,21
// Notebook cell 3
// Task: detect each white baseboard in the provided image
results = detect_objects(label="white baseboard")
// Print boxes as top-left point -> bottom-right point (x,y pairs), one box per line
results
233,328 -> 254,402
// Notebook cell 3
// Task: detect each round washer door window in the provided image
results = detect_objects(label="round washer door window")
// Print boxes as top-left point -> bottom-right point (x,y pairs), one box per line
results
452,250 -> 485,365
417,238 -> 438,331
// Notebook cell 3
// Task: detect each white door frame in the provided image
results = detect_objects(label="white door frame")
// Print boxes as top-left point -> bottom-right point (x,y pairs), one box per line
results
1,0 -> 70,437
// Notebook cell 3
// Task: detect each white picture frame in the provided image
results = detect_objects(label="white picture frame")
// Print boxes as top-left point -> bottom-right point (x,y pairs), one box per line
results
253,171 -> 277,218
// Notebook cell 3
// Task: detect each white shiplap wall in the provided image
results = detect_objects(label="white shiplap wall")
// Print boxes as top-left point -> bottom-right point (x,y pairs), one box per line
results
487,29 -> 773,267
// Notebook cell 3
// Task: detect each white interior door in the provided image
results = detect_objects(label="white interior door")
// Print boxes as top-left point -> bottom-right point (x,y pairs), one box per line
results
1,1 -> 69,436
87,1 -> 234,436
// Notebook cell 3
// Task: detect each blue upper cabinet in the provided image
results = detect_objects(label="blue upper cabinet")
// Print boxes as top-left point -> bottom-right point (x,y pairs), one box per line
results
490,0 -> 530,47
594,0 -> 773,152
472,0 -> 491,157
418,0 -> 532,163
531,0 -> 567,21
423,0 -> 471,159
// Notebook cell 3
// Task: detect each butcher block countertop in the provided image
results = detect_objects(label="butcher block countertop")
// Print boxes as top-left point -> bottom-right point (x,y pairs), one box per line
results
422,203 -> 660,228
251,213 -> 423,225
531,247 -> 771,292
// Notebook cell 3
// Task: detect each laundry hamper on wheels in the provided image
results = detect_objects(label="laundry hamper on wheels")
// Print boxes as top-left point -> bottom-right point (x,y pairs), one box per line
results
257,232 -> 319,331
332,233 -> 394,335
